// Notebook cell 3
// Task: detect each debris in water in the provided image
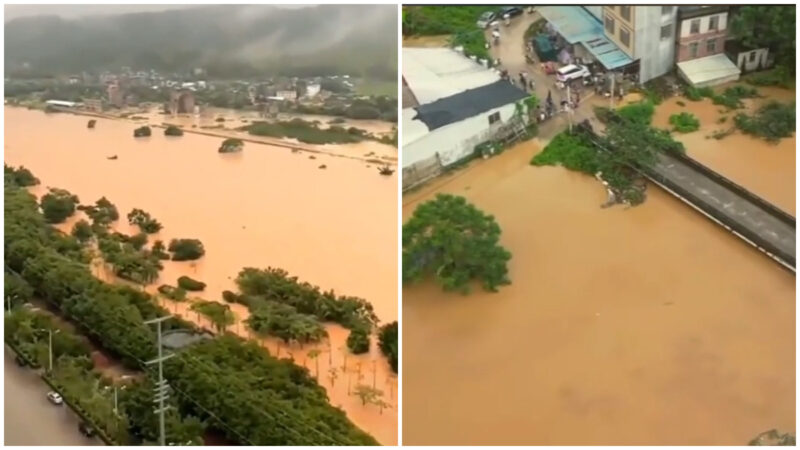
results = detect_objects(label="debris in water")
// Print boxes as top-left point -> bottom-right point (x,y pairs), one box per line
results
87,119 -> 96,129
309,155 -> 316,160
318,164 -> 327,169
106,155 -> 118,160
378,165 -> 394,176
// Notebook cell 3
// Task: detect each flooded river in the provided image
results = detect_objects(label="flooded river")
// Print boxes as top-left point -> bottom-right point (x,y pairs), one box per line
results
5,106 -> 398,444
402,135 -> 794,444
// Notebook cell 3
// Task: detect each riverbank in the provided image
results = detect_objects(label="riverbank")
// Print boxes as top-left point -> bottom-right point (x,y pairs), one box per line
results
402,137 -> 794,445
5,106 -> 398,444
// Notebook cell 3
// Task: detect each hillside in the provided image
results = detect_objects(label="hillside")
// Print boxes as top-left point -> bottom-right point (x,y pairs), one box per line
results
5,4 -> 397,80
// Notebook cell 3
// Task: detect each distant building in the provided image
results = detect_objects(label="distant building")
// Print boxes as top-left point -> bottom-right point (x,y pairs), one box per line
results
107,82 -> 125,108
84,98 -> 103,112
169,90 -> 196,115
305,83 -> 321,98
276,90 -> 298,102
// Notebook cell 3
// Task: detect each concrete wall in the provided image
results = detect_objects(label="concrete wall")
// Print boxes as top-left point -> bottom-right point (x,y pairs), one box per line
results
583,6 -> 603,21
678,12 -> 728,37
403,103 -> 518,168
735,48 -> 771,73
634,6 -> 676,83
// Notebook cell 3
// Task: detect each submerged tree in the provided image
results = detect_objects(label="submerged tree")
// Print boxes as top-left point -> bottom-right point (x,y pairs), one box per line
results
133,126 -> 152,137
218,138 -> 243,153
403,194 -> 511,293
127,208 -> 162,234
748,429 -> 796,446
71,219 -> 93,243
168,238 -> 205,261
40,188 -> 80,223
378,321 -> 398,373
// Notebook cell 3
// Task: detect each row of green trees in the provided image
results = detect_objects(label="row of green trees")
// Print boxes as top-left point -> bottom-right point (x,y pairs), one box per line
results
5,166 -> 376,444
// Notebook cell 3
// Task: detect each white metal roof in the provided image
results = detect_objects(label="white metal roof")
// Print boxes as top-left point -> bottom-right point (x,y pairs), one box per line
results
677,54 -> 741,87
402,47 -> 501,106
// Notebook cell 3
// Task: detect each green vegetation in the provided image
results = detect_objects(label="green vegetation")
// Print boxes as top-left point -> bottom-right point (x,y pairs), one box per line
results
5,167 -> 376,445
71,219 -> 93,243
78,196 -> 119,227
293,95 -> 397,122
535,109 -> 685,206
218,138 -> 243,153
403,194 -> 511,293
617,100 -> 655,125
243,119 -> 365,145
734,102 -> 796,143
745,67 -> 793,89
245,299 -> 327,346
190,300 -> 234,333
222,290 -> 239,303
748,429 -> 796,446
669,112 -> 700,133
402,6 -> 498,62
346,326 -> 370,354
684,85 -> 759,109
164,125 -> 183,136
4,164 -> 40,187
378,321 -> 398,373
355,80 -> 398,97
235,267 -> 377,330
98,233 -> 162,285
133,126 -> 151,138
177,276 -> 206,292
157,284 -> 187,301
730,6 -> 795,76
40,188 -> 79,223
150,240 -> 170,260
168,238 -> 205,261
127,208 -> 162,234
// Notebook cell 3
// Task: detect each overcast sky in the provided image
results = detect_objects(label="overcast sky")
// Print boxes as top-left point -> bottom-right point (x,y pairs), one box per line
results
4,4 -> 306,22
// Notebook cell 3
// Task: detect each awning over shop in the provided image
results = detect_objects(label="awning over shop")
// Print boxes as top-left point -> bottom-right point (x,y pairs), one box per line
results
677,53 -> 741,87
537,6 -> 634,70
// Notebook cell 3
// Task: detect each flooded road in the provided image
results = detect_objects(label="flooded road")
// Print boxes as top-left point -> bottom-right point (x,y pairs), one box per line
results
402,139 -> 794,445
5,106 -> 398,444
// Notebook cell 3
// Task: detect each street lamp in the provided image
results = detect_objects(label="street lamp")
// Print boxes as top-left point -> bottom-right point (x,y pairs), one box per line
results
48,329 -> 60,372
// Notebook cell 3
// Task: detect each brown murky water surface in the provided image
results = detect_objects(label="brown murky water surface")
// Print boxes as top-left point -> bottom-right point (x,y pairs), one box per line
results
5,107 -> 398,444
651,85 -> 796,214
403,134 -> 794,444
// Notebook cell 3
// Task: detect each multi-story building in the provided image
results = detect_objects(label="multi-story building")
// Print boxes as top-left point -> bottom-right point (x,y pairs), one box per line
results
675,6 -> 729,62
602,5 -> 677,83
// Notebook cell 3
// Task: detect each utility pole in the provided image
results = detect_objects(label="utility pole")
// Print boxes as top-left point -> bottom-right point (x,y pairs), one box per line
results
48,329 -> 53,372
566,81 -> 573,133
610,71 -> 616,109
6,296 -> 11,315
145,316 -> 174,447
114,386 -> 118,415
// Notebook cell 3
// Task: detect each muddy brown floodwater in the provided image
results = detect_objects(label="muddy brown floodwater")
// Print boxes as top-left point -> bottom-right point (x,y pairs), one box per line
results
403,125 -> 794,443
651,85 -> 796,214
5,106 -> 398,444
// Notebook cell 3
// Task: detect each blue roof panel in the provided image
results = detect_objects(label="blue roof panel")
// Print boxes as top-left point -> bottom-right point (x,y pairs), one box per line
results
536,6 -> 634,70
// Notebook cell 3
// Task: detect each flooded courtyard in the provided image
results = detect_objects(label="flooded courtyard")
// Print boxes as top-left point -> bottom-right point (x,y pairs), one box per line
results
402,91 -> 795,444
5,106 -> 398,444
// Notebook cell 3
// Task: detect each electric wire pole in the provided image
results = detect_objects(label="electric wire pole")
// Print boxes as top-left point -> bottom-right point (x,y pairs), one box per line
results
145,315 -> 174,446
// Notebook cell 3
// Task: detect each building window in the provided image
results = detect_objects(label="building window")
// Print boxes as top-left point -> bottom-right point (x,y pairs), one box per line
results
690,19 -> 700,34
689,42 -> 699,58
749,51 -> 757,63
708,15 -> 719,31
488,112 -> 501,125
662,6 -> 673,16
604,14 -> 615,35
660,24 -> 672,40
706,38 -> 716,53
620,28 -> 630,47
620,6 -> 631,21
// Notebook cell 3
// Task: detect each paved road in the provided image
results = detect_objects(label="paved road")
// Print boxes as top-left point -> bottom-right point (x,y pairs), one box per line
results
652,152 -> 796,263
4,348 -> 102,446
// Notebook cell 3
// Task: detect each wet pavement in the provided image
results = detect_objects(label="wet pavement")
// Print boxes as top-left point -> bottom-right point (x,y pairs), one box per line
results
4,348 -> 103,446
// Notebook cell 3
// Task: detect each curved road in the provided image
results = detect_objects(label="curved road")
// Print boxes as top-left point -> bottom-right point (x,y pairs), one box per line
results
4,349 -> 102,446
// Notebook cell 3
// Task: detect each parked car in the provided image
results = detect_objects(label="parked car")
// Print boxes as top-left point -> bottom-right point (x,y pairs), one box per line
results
46,391 -> 63,405
500,6 -> 524,18
556,64 -> 591,83
78,422 -> 96,438
476,11 -> 498,28
14,355 -> 27,367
